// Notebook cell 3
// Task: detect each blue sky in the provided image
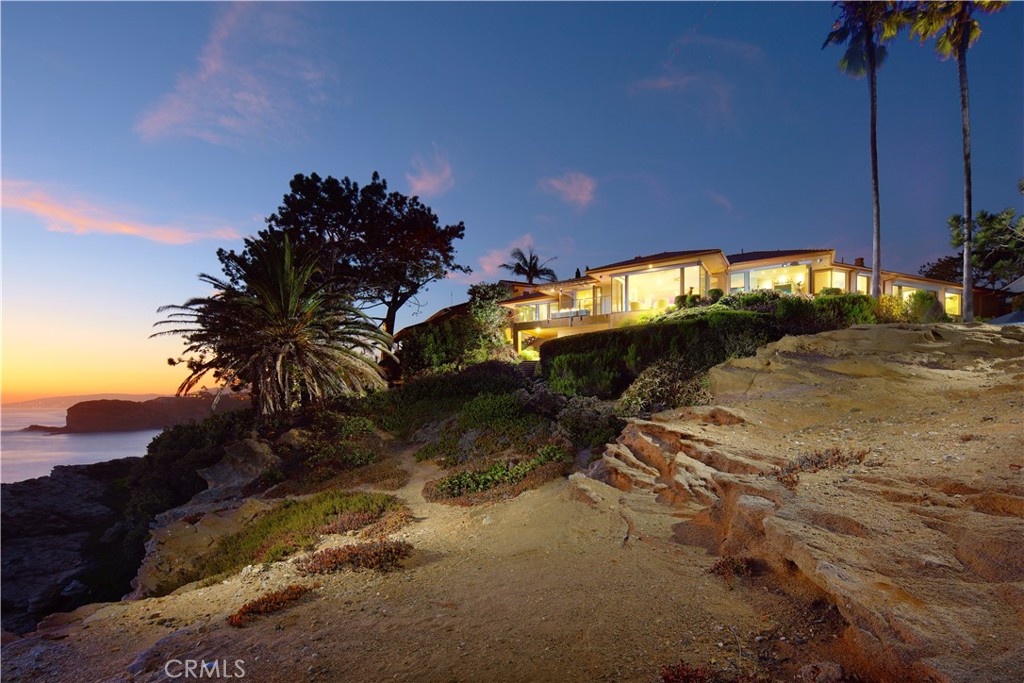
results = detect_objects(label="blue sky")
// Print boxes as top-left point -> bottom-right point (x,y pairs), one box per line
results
2,1 -> 1021,401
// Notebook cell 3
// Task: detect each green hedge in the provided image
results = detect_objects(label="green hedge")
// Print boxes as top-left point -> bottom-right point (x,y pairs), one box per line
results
541,309 -> 783,398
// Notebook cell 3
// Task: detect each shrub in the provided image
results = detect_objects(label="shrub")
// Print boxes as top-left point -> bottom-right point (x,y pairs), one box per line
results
819,287 -> 843,296
555,396 -> 625,449
304,440 -> 378,472
296,540 -> 413,575
541,309 -> 782,399
518,348 -> 540,361
718,289 -> 784,313
906,290 -> 949,323
458,392 -> 523,429
618,364 -> 711,417
707,288 -> 724,303
812,293 -> 876,327
227,584 -> 312,628
874,294 -> 908,323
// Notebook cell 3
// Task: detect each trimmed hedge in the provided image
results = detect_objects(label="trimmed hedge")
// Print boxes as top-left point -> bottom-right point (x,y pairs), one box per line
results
541,309 -> 783,398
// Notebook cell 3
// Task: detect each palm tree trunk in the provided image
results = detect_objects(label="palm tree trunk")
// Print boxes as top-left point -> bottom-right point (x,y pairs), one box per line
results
868,36 -> 882,300
957,41 -> 974,322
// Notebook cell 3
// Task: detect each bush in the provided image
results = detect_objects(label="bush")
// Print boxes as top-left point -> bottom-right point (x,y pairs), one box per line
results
718,289 -> 784,313
458,392 -> 523,429
541,309 -> 782,399
555,396 -> 625,449
819,287 -> 843,296
812,293 -> 877,327
906,290 -> 949,323
618,363 -> 711,417
874,293 -> 908,323
707,288 -> 724,303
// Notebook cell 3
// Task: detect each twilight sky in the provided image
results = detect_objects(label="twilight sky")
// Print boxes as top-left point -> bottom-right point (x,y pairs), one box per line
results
2,1 -> 1021,402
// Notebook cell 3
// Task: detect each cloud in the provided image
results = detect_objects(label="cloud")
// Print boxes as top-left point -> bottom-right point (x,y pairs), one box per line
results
2,180 -> 239,245
135,4 -> 330,146
704,189 -> 734,213
406,145 -> 454,198
630,32 -> 768,123
539,172 -> 596,209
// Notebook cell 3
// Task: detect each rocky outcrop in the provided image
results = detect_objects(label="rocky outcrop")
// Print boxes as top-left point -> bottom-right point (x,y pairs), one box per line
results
54,395 -> 248,433
0,458 -> 138,635
128,439 -> 281,599
579,324 -> 1024,683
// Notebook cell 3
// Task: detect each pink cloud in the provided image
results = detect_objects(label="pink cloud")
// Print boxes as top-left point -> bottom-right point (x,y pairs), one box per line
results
704,189 -> 734,213
2,180 -> 239,245
406,146 -> 454,198
136,4 -> 329,146
539,172 -> 596,209
447,233 -> 536,285
630,75 -> 700,92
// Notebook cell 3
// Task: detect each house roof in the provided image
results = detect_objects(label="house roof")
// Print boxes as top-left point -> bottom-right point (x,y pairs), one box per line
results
588,249 -> 723,274
497,291 -> 557,307
726,249 -> 831,264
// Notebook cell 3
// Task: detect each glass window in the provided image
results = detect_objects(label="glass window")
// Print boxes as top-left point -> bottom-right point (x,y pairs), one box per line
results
730,272 -> 746,293
856,274 -> 870,294
682,265 -> 702,297
944,292 -> 961,316
831,271 -> 847,290
576,289 -> 593,312
627,268 -> 681,311
612,277 -> 625,313
516,305 -> 536,323
748,264 -> 808,294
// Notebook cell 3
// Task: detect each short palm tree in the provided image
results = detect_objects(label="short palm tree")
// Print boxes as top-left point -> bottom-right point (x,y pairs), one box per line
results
154,235 -> 390,415
499,247 -> 558,284
910,0 -> 1007,321
823,1 -> 904,300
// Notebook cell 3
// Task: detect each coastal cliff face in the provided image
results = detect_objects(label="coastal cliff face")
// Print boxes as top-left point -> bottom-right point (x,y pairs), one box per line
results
0,458 -> 138,635
62,395 -> 248,433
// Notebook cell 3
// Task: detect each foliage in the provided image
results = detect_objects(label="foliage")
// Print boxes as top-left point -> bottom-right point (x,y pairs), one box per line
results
296,540 -> 413,575
906,290 -> 949,323
429,446 -> 570,499
555,397 -> 625,449
458,392 -> 523,429
946,179 -> 1024,289
874,293 -> 908,323
618,364 -> 712,418
707,288 -> 724,303
351,361 -> 530,436
397,283 -> 514,375
155,235 -> 389,416
227,584 -> 312,628
541,310 -> 783,399
216,171 -> 470,337
173,491 -> 403,591
499,246 -> 558,283
518,348 -> 540,362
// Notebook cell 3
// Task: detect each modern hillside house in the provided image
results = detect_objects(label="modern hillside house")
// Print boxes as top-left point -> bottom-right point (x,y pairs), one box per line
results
499,248 -> 975,353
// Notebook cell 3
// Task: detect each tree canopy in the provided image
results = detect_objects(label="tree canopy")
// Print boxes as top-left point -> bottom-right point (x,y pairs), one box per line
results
155,235 -> 390,415
500,247 -> 557,284
218,172 -> 470,338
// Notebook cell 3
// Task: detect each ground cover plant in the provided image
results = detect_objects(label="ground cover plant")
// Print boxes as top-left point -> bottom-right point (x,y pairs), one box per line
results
165,491 -> 404,593
423,445 -> 572,505
227,584 -> 313,628
296,539 -> 414,575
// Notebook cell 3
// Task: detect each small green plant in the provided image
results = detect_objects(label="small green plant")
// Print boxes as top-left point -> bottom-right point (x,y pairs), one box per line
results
227,584 -> 312,628
430,446 -> 570,499
296,539 -> 413,574
518,348 -> 540,362
707,288 -> 724,303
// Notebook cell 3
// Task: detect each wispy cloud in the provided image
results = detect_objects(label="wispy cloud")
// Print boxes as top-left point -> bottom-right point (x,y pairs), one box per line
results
630,32 -> 768,124
135,4 -> 330,146
539,172 -> 596,209
2,180 -> 239,245
407,145 -> 454,198
704,189 -> 734,213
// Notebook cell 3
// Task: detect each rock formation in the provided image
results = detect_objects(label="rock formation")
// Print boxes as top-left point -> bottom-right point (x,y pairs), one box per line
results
33,394 -> 249,433
580,323 -> 1024,682
0,458 -> 138,635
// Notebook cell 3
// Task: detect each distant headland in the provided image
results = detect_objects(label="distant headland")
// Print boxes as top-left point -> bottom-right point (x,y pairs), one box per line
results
18,394 -> 249,434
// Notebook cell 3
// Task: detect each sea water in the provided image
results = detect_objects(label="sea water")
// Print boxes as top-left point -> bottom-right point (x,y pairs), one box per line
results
0,407 -> 161,483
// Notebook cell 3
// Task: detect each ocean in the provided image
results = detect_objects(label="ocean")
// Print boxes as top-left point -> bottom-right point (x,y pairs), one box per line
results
0,407 -> 161,483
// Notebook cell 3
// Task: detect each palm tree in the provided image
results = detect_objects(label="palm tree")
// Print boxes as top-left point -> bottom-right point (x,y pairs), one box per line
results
499,247 -> 558,284
154,235 -> 390,416
910,0 -> 1007,321
823,1 -> 903,300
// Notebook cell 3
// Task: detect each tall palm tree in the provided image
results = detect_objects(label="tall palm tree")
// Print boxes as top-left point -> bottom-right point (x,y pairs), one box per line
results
154,235 -> 390,415
910,0 -> 1007,321
499,246 -> 558,284
823,1 -> 903,300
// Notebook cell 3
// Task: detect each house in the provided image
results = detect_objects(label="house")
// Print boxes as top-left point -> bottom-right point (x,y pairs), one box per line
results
499,248 -> 983,353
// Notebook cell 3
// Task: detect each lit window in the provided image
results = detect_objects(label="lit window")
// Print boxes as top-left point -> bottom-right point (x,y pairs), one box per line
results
944,292 -> 961,316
